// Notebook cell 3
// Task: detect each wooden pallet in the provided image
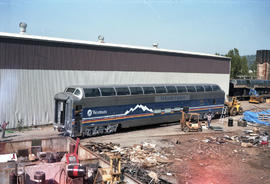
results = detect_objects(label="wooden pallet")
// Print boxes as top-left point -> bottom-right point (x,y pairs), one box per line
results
258,113 -> 270,122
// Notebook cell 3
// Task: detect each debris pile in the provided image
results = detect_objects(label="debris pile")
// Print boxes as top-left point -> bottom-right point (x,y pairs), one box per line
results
86,142 -> 172,167
201,128 -> 269,147
84,127 -> 270,184
85,141 -> 173,183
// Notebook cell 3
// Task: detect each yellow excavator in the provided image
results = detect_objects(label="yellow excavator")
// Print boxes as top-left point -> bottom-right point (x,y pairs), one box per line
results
249,88 -> 265,104
225,97 -> 243,116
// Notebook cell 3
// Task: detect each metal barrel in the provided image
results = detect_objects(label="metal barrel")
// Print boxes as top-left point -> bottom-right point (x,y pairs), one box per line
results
228,118 -> 233,127
67,164 -> 86,178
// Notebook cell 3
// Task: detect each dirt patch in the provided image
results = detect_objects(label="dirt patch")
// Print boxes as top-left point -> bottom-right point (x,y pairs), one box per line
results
167,133 -> 270,184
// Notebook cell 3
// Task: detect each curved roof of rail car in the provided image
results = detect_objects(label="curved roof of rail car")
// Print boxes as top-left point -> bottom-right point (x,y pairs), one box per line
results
66,83 -> 222,89
65,84 -> 223,99
62,84 -> 224,102
251,80 -> 268,85
235,79 -> 248,85
230,79 -> 270,86
54,92 -> 81,101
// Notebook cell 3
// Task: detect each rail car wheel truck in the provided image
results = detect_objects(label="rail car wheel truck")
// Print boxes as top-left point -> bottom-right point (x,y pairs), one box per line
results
225,97 -> 243,116
180,107 -> 203,132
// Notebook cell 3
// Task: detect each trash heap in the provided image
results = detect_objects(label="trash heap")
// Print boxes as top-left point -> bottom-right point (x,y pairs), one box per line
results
202,127 -> 269,147
84,142 -> 173,184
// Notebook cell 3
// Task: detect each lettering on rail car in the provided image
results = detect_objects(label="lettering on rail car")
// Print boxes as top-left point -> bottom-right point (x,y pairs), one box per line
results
87,109 -> 107,117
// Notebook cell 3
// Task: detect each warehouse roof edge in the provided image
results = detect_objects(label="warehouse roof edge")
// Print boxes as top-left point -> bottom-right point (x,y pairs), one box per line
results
0,32 -> 230,60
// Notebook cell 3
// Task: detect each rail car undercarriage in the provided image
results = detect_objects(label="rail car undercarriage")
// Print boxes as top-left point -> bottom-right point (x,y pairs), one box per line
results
82,124 -> 118,137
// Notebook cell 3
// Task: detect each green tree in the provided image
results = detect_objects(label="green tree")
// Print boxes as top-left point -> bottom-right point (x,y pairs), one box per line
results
226,48 -> 241,78
226,48 -> 249,78
249,60 -> 257,78
241,56 -> 249,76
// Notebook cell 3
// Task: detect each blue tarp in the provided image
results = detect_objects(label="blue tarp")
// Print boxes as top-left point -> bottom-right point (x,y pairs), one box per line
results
243,110 -> 270,125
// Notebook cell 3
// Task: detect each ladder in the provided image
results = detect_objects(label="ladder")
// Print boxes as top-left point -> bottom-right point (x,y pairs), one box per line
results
219,106 -> 227,124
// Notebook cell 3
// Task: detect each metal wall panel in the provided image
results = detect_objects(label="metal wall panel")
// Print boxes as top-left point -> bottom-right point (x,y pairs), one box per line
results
0,37 -> 230,74
0,69 -> 229,129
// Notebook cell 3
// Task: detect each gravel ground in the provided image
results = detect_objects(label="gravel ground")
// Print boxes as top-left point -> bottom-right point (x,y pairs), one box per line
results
166,132 -> 270,184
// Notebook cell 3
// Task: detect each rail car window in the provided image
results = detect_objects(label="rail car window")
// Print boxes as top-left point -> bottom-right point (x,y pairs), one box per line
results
155,86 -> 167,94
74,89 -> 81,96
143,87 -> 155,94
100,88 -> 116,96
116,87 -> 130,96
195,86 -> 204,92
237,80 -> 243,85
204,85 -> 212,92
186,86 -> 196,92
166,86 -> 177,93
66,88 -> 75,93
130,87 -> 143,95
212,85 -> 221,91
177,86 -> 187,93
250,80 -> 256,86
258,80 -> 264,85
84,88 -> 100,97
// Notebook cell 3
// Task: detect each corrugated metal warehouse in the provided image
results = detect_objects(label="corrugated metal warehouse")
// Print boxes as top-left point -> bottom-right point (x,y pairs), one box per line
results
0,32 -> 231,129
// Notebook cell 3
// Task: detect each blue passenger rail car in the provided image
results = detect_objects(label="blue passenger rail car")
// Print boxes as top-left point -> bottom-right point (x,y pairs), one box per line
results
54,84 -> 225,137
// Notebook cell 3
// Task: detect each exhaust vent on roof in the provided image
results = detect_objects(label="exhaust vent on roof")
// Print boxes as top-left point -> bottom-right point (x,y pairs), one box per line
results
19,22 -> 27,34
98,35 -> 104,43
152,43 -> 158,48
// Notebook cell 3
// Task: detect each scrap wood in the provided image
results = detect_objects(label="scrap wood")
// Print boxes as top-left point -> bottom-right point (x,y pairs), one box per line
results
241,142 -> 253,148
148,171 -> 158,183
156,156 -> 173,164
85,141 -> 174,183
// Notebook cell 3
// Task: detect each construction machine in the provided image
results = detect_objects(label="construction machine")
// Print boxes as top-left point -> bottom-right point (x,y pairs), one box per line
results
93,153 -> 125,184
180,108 -> 203,132
225,97 -> 243,116
249,88 -> 265,104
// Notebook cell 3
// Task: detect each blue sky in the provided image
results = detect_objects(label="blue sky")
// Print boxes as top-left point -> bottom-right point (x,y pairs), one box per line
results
0,0 -> 269,55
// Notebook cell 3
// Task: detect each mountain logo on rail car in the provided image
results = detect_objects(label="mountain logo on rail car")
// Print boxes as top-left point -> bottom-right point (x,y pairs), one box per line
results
124,104 -> 153,115
87,109 -> 108,117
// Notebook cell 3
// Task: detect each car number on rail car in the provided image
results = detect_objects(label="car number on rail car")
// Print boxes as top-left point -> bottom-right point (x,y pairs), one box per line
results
155,95 -> 190,102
